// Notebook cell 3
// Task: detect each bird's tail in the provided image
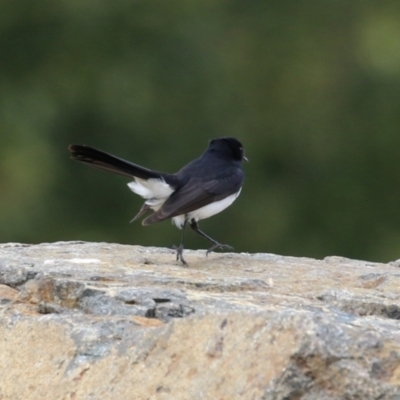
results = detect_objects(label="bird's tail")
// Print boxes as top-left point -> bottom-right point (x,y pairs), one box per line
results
68,145 -> 163,180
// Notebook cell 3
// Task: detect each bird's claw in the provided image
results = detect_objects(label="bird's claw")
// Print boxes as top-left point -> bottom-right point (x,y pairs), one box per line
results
206,243 -> 234,257
171,244 -> 188,266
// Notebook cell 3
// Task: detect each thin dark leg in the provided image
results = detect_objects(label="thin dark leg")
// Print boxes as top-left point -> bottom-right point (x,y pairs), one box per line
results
189,220 -> 233,256
172,219 -> 188,266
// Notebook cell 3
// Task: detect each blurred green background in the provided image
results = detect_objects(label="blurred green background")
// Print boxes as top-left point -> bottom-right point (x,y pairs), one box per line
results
1,1 -> 400,262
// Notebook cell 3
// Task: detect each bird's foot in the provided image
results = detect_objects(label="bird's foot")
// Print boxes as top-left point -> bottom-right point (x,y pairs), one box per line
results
171,244 -> 188,266
206,243 -> 234,256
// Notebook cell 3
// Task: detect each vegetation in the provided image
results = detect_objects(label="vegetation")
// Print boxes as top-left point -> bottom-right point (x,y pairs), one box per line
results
1,1 -> 400,262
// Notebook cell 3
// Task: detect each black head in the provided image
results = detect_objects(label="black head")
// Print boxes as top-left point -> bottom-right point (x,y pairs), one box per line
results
207,137 -> 247,162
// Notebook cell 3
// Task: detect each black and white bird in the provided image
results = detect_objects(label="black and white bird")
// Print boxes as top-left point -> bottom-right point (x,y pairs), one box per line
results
68,137 -> 246,265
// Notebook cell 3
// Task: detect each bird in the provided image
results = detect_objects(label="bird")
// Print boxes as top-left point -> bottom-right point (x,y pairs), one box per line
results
68,137 -> 246,265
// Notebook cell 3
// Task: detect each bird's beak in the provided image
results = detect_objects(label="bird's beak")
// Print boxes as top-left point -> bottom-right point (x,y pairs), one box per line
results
243,156 -> 249,162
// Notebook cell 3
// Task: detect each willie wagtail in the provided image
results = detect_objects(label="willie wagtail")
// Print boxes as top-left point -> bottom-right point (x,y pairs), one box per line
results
68,137 -> 246,265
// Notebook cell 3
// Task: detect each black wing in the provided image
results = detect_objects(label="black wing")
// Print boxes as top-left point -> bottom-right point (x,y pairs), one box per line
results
142,169 -> 243,225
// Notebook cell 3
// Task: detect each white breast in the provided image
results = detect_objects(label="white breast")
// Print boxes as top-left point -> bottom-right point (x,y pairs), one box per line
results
172,189 -> 241,229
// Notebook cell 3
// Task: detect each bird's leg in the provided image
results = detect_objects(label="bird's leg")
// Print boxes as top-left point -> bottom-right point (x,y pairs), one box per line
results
171,219 -> 188,266
189,220 -> 233,256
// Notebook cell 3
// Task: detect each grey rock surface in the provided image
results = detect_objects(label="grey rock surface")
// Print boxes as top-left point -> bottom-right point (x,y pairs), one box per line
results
0,241 -> 400,399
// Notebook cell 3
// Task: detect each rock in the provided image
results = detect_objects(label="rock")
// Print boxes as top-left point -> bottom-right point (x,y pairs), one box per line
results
0,241 -> 399,399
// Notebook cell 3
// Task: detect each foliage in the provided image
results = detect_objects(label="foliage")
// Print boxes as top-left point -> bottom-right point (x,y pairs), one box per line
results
1,1 -> 400,261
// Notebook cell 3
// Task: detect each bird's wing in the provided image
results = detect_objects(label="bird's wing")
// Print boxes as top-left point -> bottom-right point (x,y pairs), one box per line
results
142,169 -> 243,225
